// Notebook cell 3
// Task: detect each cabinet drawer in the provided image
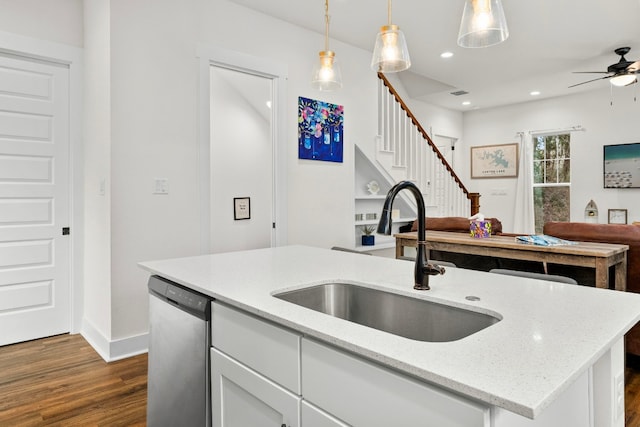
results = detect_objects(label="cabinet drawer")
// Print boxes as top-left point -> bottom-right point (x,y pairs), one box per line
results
301,338 -> 490,427
212,302 -> 300,393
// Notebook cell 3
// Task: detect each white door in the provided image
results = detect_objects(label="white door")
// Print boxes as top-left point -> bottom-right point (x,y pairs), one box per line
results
0,54 -> 70,345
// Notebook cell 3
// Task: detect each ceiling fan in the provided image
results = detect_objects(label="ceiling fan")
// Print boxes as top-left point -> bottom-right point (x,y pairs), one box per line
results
569,47 -> 640,88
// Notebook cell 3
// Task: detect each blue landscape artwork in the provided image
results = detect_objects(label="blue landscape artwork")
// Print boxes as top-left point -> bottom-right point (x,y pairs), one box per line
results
298,96 -> 344,162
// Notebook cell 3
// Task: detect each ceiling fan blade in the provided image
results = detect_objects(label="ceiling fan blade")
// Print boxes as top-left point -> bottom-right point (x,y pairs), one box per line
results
568,75 -> 612,88
628,61 -> 640,73
572,71 -> 610,74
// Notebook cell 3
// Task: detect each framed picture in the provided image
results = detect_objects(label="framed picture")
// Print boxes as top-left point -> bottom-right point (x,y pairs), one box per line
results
608,208 -> 628,224
470,143 -> 519,179
234,197 -> 251,220
298,97 -> 344,163
603,142 -> 640,188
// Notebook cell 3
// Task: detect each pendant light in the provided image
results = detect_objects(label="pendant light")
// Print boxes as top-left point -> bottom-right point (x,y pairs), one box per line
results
371,0 -> 411,73
311,0 -> 342,91
457,0 -> 509,48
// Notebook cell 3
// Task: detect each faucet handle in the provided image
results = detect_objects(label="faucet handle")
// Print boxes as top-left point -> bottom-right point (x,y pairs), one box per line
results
424,263 -> 446,276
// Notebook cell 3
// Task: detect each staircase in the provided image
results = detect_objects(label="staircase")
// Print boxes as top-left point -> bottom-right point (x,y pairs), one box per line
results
374,73 -> 479,217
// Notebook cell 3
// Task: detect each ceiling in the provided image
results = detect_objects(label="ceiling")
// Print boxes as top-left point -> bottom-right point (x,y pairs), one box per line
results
228,0 -> 640,111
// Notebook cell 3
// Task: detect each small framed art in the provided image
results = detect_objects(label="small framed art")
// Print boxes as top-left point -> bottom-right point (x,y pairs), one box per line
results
608,208 -> 627,224
234,197 -> 251,220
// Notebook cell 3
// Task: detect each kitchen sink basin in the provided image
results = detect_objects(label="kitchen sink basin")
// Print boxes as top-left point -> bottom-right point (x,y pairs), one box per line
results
274,283 -> 500,342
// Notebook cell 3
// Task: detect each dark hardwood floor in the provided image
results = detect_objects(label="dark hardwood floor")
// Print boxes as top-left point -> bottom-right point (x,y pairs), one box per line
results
0,334 -> 639,426
0,334 -> 147,426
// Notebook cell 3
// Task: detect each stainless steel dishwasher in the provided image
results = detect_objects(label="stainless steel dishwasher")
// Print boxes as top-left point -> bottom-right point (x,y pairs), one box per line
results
147,275 -> 211,427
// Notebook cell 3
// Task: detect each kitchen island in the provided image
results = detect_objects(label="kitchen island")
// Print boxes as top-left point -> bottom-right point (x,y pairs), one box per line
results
140,245 -> 640,427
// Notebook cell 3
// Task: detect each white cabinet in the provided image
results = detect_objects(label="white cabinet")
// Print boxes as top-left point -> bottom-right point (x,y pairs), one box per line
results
301,401 -> 349,427
211,348 -> 300,427
301,338 -> 490,427
212,302 -> 300,393
211,302 -> 599,427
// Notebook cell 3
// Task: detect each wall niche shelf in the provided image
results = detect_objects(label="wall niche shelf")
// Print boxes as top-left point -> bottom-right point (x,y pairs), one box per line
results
354,146 -> 415,251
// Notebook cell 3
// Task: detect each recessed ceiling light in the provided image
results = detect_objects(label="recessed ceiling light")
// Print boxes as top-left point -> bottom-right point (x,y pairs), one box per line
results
462,101 -> 471,106
440,51 -> 454,59
266,101 -> 272,108
530,91 -> 541,96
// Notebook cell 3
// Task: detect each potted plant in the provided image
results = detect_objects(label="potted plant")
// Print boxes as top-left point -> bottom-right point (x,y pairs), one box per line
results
361,225 -> 376,246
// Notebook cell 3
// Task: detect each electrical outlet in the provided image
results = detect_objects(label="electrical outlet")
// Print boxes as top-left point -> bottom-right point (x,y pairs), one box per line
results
615,372 -> 624,420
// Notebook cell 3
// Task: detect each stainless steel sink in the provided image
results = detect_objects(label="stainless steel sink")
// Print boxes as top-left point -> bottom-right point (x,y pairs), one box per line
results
274,283 -> 500,342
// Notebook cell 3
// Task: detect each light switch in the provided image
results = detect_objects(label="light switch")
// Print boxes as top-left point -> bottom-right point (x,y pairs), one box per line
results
153,178 -> 169,195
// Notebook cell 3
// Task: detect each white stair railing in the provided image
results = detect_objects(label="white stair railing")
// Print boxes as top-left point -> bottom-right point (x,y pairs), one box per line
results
377,73 -> 479,217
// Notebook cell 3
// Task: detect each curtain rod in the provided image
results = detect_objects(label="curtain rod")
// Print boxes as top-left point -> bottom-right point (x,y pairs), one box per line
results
516,125 -> 585,137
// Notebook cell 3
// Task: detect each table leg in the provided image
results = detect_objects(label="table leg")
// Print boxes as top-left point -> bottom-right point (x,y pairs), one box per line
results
614,255 -> 627,292
395,239 -> 404,259
594,258 -> 609,289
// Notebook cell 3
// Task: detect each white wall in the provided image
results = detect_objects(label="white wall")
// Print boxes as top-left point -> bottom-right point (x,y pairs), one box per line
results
83,0 -> 112,341
103,0 -> 383,342
462,88 -> 640,232
0,0 -> 83,47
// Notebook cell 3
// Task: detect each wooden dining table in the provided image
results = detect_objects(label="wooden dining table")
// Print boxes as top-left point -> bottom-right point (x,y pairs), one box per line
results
394,230 -> 629,291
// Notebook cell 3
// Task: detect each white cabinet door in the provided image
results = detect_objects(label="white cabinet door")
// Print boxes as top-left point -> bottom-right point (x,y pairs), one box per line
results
301,401 -> 349,427
211,348 -> 300,427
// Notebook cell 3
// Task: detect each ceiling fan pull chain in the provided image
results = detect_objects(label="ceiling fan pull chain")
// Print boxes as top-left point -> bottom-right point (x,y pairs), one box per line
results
610,84 -> 613,106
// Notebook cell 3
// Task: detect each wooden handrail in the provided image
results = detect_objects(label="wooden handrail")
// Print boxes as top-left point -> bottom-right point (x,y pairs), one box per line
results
377,72 -> 480,215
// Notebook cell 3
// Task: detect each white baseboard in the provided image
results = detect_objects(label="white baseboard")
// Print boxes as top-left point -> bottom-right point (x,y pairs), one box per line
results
81,318 -> 148,362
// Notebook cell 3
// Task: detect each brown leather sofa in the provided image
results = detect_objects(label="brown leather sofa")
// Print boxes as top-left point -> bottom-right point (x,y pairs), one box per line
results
543,221 -> 640,357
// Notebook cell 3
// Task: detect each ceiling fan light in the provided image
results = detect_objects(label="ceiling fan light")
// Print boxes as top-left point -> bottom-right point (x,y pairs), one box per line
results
458,0 -> 509,48
311,50 -> 342,91
371,25 -> 411,72
610,74 -> 637,87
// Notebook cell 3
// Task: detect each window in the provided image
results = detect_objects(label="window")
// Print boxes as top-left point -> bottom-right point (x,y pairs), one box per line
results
533,133 -> 570,233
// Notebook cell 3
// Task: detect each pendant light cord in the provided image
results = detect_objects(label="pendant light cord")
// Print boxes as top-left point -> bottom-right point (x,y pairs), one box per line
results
324,0 -> 330,51
387,0 -> 392,26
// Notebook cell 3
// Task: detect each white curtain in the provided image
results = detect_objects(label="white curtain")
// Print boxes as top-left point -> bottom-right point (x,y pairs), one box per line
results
512,132 -> 535,234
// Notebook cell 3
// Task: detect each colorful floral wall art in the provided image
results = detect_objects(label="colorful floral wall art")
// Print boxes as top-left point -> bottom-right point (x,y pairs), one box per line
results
298,97 -> 344,162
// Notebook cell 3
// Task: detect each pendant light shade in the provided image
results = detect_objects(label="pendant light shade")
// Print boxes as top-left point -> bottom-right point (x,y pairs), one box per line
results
457,0 -> 509,48
311,0 -> 342,91
371,0 -> 411,73
311,50 -> 342,91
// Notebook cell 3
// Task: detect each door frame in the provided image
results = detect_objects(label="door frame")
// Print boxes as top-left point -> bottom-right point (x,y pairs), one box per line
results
0,30 -> 84,334
197,45 -> 288,253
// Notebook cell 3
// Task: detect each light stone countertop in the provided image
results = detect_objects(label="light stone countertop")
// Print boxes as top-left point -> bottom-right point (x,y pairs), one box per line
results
139,245 -> 640,419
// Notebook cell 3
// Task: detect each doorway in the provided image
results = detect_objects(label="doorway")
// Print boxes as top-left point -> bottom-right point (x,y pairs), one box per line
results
209,67 -> 273,252
197,47 -> 288,254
